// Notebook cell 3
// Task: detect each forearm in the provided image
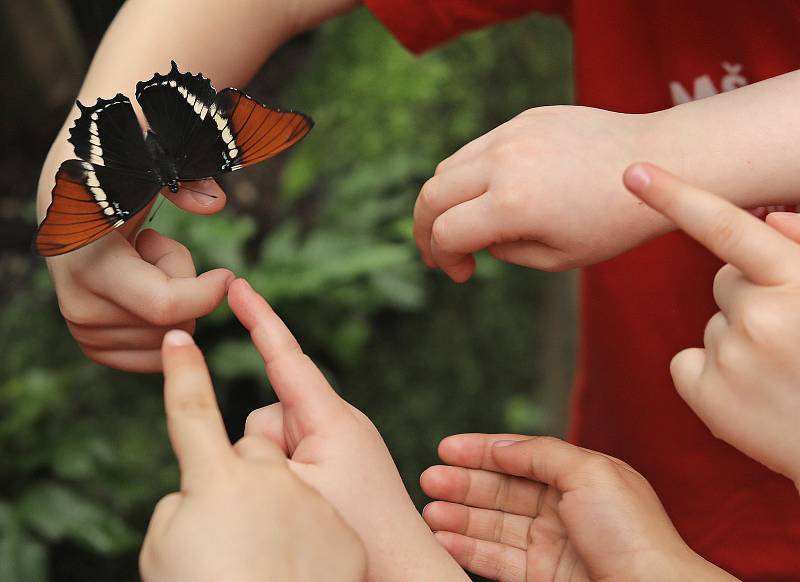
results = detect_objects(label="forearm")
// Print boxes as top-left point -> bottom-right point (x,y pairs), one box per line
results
38,0 -> 358,219
648,69 -> 800,211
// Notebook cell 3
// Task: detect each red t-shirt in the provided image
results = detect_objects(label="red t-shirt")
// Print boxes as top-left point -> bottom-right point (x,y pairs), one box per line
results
364,1 -> 800,578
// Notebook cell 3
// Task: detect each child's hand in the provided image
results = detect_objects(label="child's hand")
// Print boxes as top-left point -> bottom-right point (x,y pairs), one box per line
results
412,106 -> 672,281
624,163 -> 800,487
421,434 -> 737,581
139,329 -> 366,582
39,140 -> 233,373
230,279 -> 469,582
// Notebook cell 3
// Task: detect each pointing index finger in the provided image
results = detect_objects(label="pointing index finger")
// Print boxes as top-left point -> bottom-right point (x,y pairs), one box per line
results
162,329 -> 232,488
623,163 -> 800,285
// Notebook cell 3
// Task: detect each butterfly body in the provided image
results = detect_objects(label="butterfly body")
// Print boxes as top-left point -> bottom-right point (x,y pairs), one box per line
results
143,132 -> 181,192
35,61 -> 313,256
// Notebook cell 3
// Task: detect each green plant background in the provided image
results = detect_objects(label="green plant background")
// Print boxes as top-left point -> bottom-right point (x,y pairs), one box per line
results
0,6 -> 573,581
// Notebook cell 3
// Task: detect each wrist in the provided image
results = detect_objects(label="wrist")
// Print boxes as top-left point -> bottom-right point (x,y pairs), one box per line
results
636,546 -> 739,582
363,510 -> 468,582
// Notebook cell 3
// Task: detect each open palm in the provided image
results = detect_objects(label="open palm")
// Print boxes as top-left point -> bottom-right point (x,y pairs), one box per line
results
421,434 -> 735,582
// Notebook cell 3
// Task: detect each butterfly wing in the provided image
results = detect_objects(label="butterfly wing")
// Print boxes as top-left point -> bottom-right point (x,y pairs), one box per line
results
211,88 -> 313,173
35,160 -> 160,256
135,62 -> 313,179
135,61 -> 221,178
69,93 -> 155,174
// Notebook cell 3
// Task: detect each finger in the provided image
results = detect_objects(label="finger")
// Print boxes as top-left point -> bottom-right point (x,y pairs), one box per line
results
670,347 -> 706,410
68,320 -> 195,351
136,229 -> 197,278
433,531 -> 526,582
87,252 -> 234,326
437,433 -> 531,472
81,347 -> 163,373
233,434 -> 287,462
488,240 -> 568,272
162,329 -> 231,487
490,436 -> 616,492
162,179 -> 227,215
624,163 -> 800,285
58,292 -> 151,328
702,312 -> 728,353
766,211 -> 800,243
420,465 -> 546,517
430,196 -> 508,282
424,501 -> 532,550
244,403 -> 288,454
228,278 -> 344,429
414,162 -> 489,267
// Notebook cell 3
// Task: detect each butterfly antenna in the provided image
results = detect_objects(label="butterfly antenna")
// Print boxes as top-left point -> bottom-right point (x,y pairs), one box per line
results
178,182 -> 219,199
148,195 -> 167,222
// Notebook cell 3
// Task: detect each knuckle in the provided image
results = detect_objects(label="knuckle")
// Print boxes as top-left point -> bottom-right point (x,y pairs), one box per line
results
713,337 -> 742,376
430,218 -> 451,251
737,298 -> 780,345
172,391 -> 216,417
434,159 -> 450,175
145,293 -> 176,326
487,141 -> 518,165
582,455 -> 619,479
490,186 -> 525,216
707,212 -> 742,254
417,177 -> 439,212
243,408 -> 266,434
171,241 -> 193,262
58,300 -> 93,326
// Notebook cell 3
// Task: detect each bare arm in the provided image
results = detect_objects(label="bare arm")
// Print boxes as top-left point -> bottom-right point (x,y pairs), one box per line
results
651,69 -> 800,213
39,0 -> 359,218
36,0 -> 359,375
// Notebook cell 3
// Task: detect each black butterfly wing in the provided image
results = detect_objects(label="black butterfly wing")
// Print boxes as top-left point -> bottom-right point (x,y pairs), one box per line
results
135,61 -> 221,178
135,62 -> 313,179
68,93 -> 154,173
35,160 -> 160,256
211,88 -> 313,173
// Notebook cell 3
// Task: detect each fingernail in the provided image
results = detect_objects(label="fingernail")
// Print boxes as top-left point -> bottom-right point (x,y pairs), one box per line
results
164,329 -> 194,346
625,164 -> 651,192
768,211 -> 800,220
493,440 -> 516,448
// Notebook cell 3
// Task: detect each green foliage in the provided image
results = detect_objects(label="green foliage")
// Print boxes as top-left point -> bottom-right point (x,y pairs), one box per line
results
1,9 -> 571,581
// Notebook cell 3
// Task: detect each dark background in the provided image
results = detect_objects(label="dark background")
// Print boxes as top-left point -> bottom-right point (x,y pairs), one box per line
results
0,2 -> 576,580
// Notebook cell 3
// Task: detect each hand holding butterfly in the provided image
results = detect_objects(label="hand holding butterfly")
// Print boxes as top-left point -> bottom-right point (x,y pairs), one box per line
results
139,328 -> 366,582
420,434 -> 737,581
624,163 -> 800,488
232,279 -> 470,582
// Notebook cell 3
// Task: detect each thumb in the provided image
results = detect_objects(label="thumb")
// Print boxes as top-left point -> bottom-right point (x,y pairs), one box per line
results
163,179 -> 227,215
766,211 -> 800,244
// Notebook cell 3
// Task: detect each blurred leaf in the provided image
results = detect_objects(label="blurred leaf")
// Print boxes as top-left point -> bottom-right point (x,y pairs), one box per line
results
209,340 -> 265,380
17,483 -> 137,554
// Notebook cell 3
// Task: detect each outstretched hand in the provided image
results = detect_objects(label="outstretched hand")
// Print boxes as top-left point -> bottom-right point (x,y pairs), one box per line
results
139,328 -> 366,582
624,163 -> 800,486
40,139 -> 235,373
421,434 -> 736,582
230,279 -> 469,582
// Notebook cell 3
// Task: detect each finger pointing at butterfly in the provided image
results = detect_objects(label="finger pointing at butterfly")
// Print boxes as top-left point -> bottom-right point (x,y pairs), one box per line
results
624,163 -> 800,486
140,329 -> 367,582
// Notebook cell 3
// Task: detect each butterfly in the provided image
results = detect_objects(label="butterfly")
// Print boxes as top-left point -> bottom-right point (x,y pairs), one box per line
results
35,61 -> 313,256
